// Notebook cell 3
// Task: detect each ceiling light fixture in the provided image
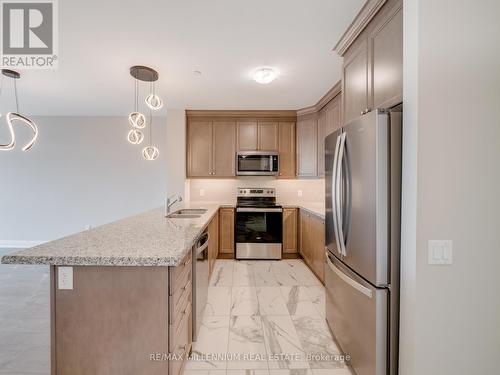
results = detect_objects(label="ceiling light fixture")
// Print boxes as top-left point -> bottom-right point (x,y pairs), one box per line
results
0,69 -> 38,152
127,66 -> 163,159
252,67 -> 277,84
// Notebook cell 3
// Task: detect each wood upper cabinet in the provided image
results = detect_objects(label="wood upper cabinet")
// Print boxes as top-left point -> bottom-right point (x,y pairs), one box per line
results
278,122 -> 296,178
371,4 -> 403,108
187,121 -> 236,178
237,122 -> 258,151
213,122 -> 236,177
296,115 -> 318,177
283,208 -> 298,253
317,110 -> 326,178
325,94 -> 342,136
187,121 -> 212,177
258,122 -> 279,151
343,40 -> 369,124
219,208 -> 234,255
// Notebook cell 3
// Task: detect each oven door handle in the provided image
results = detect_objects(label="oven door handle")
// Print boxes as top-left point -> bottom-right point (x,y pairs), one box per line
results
236,207 -> 283,213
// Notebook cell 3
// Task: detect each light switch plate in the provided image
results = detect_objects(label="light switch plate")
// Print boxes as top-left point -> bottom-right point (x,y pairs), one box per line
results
199,189 -> 205,197
58,266 -> 74,290
428,240 -> 453,265
297,190 -> 303,197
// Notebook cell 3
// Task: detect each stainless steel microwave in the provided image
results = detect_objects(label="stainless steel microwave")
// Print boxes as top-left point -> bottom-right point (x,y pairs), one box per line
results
236,151 -> 279,176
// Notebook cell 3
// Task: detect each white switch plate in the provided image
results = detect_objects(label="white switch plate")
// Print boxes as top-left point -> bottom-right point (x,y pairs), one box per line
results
297,190 -> 303,197
84,224 -> 91,230
428,240 -> 453,265
199,189 -> 205,197
58,266 -> 74,290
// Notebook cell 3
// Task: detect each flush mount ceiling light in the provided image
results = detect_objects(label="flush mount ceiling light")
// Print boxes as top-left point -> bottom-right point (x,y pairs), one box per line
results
0,69 -> 38,152
252,67 -> 277,84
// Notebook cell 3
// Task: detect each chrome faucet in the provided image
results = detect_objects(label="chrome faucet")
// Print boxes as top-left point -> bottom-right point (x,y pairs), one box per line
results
165,194 -> 183,216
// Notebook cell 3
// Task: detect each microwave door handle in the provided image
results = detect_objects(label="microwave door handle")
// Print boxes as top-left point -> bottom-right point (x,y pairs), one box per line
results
336,132 -> 347,256
270,155 -> 272,172
332,133 -> 342,256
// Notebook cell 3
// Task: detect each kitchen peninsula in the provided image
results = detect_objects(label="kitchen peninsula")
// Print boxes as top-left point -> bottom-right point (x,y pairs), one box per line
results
1,204 -> 220,375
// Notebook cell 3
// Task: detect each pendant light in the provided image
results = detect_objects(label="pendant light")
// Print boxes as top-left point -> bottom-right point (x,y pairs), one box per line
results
0,69 -> 38,151
145,81 -> 163,110
142,108 -> 159,161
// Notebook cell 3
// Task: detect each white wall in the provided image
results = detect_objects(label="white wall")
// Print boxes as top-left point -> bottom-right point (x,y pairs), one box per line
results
165,109 -> 187,199
400,1 -> 500,374
0,113 -> 185,245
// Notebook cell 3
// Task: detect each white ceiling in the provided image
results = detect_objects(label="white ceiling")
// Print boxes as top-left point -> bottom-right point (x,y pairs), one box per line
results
1,0 -> 364,116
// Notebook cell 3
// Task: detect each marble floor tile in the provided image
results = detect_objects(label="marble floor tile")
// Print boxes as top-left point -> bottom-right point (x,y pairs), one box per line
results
227,315 -> 268,370
285,263 -> 322,287
311,368 -> 354,375
226,370 -> 270,375
233,262 -> 256,287
280,287 -> 318,316
271,263 -> 299,286
205,287 -> 232,316
183,370 -> 227,375
291,315 -> 344,369
304,287 -> 325,318
231,287 -> 259,316
268,370 -> 312,375
253,264 -> 280,287
261,315 -> 308,369
256,287 -> 289,316
210,260 -> 234,287
186,316 -> 230,370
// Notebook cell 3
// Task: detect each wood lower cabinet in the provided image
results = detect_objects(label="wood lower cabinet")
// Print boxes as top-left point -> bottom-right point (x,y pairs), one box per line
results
299,209 -> 325,283
219,208 -> 234,255
278,122 -> 296,178
187,121 -> 236,178
208,212 -> 219,274
283,208 -> 298,254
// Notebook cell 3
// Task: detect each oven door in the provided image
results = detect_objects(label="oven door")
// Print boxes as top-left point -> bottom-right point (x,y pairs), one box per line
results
236,152 -> 279,176
235,207 -> 283,259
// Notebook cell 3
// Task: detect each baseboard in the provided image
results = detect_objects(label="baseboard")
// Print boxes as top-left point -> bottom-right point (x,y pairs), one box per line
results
0,240 -> 46,249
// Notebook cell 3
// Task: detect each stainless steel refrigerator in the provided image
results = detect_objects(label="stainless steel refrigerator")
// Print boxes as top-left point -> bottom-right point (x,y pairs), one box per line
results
325,107 -> 402,375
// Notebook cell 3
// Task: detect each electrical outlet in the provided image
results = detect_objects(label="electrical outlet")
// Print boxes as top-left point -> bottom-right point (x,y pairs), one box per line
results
297,190 -> 303,197
84,224 -> 92,230
199,189 -> 205,197
428,240 -> 453,265
58,267 -> 73,290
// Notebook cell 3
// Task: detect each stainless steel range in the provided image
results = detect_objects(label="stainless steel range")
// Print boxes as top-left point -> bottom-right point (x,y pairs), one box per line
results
235,188 -> 283,260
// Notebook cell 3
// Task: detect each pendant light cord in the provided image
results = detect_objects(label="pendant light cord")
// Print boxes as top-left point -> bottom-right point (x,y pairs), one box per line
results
14,78 -> 19,113
149,108 -> 153,146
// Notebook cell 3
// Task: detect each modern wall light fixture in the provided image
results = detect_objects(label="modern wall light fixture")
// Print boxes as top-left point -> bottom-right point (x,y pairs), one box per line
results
0,69 -> 38,151
128,66 -> 162,160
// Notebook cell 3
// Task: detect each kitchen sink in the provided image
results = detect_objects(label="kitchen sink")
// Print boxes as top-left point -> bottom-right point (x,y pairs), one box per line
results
166,208 -> 207,219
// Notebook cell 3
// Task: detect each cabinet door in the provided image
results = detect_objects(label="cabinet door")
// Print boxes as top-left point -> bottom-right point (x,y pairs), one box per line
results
325,95 -> 342,136
371,5 -> 403,108
299,210 -> 311,263
213,122 -> 236,177
257,122 -> 279,151
296,116 -> 318,177
187,121 -> 212,177
219,208 -> 234,255
311,215 -> 325,283
283,208 -> 298,254
278,122 -> 296,178
343,40 -> 369,124
208,214 -> 219,274
237,122 -> 258,151
317,110 -> 326,178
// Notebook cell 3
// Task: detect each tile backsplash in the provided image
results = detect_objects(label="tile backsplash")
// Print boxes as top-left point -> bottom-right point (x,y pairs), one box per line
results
187,178 -> 325,205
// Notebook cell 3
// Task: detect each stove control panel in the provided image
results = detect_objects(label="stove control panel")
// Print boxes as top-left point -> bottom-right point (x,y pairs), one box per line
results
237,188 -> 276,197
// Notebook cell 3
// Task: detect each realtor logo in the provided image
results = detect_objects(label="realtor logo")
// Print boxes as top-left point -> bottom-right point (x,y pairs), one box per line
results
0,0 -> 58,69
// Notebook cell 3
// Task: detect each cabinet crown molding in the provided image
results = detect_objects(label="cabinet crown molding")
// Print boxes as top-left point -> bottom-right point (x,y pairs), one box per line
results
186,110 -> 297,119
333,0 -> 388,56
296,81 -> 341,117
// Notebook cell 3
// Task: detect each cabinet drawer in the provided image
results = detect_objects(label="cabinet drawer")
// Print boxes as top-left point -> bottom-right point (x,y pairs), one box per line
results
170,253 -> 192,296
169,304 -> 191,375
170,279 -> 191,326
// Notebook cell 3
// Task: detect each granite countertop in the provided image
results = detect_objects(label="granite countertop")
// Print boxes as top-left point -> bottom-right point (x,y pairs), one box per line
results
1,203 -> 221,267
281,202 -> 325,219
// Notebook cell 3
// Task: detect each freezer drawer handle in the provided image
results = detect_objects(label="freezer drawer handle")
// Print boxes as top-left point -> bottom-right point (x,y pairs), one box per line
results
326,254 -> 372,298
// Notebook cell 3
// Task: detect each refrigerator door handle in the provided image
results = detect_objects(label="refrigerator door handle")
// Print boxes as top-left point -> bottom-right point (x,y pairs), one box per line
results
336,132 -> 347,256
326,253 -> 373,298
332,133 -> 342,256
